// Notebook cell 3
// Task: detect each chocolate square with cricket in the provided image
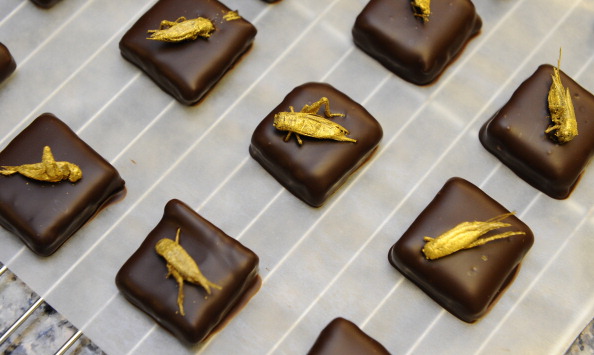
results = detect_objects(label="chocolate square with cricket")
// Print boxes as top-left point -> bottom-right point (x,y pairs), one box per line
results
119,0 -> 257,105
0,42 -> 16,84
388,177 -> 534,323
307,318 -> 390,355
249,82 -> 383,207
479,64 -> 594,199
352,0 -> 481,85
0,114 -> 125,256
115,199 -> 260,344
29,0 -> 61,8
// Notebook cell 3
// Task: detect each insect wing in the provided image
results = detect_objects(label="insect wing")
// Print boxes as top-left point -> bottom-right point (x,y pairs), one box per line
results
299,113 -> 347,138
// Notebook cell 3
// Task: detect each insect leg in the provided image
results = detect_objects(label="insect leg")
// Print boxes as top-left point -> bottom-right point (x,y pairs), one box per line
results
303,97 -> 345,118
165,263 -> 174,278
300,98 -> 325,114
171,269 -> 186,316
159,17 -> 186,30
321,97 -> 345,118
41,146 -> 56,164
0,167 -> 17,175
175,227 -> 181,244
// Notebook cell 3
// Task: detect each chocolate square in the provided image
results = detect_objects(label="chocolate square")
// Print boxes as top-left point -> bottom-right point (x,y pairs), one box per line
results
119,0 -> 257,105
388,177 -> 533,323
249,82 -> 383,207
0,114 -> 125,256
30,0 -> 61,8
307,318 -> 390,355
115,199 -> 260,344
0,42 -> 16,84
479,65 -> 594,199
352,0 -> 482,85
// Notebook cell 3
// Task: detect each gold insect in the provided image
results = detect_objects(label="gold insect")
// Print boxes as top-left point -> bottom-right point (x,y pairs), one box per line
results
411,0 -> 431,23
421,212 -> 525,260
545,49 -> 578,144
155,228 -> 222,316
0,146 -> 82,183
273,97 -> 357,145
223,10 -> 241,21
147,16 -> 215,42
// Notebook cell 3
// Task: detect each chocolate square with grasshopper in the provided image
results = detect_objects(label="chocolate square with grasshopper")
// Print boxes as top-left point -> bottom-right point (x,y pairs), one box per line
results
249,82 -> 383,207
307,317 -> 390,355
116,199 -> 260,344
388,177 -> 533,323
119,0 -> 257,105
0,113 -> 126,256
479,64 -> 594,199
352,0 -> 481,85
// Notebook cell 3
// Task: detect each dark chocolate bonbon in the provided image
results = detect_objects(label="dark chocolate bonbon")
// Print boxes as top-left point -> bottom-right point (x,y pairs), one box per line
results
352,0 -> 482,85
119,0 -> 257,105
388,177 -> 533,323
30,0 -> 61,8
116,199 -> 260,344
307,318 -> 390,355
0,42 -> 16,84
479,64 -> 594,199
0,113 -> 126,256
249,82 -> 383,207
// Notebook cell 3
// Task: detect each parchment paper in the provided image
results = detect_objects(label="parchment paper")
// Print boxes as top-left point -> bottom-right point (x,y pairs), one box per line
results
0,0 -> 592,354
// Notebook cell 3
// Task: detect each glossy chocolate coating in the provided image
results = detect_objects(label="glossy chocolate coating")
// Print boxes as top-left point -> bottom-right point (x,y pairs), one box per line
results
352,0 -> 482,85
116,199 -> 260,344
0,113 -> 126,256
307,318 -> 390,355
0,42 -> 16,84
388,177 -> 533,323
479,65 -> 594,199
119,0 -> 257,105
249,82 -> 383,207
30,0 -> 61,8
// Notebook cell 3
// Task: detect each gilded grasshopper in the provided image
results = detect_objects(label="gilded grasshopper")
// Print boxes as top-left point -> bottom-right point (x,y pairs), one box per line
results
411,0 -> 431,22
147,16 -> 215,42
422,212 -> 525,260
545,50 -> 578,144
155,228 -> 222,316
273,97 -> 357,145
0,145 -> 82,183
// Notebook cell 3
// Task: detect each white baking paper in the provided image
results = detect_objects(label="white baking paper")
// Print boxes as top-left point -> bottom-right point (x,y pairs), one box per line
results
0,0 -> 593,354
